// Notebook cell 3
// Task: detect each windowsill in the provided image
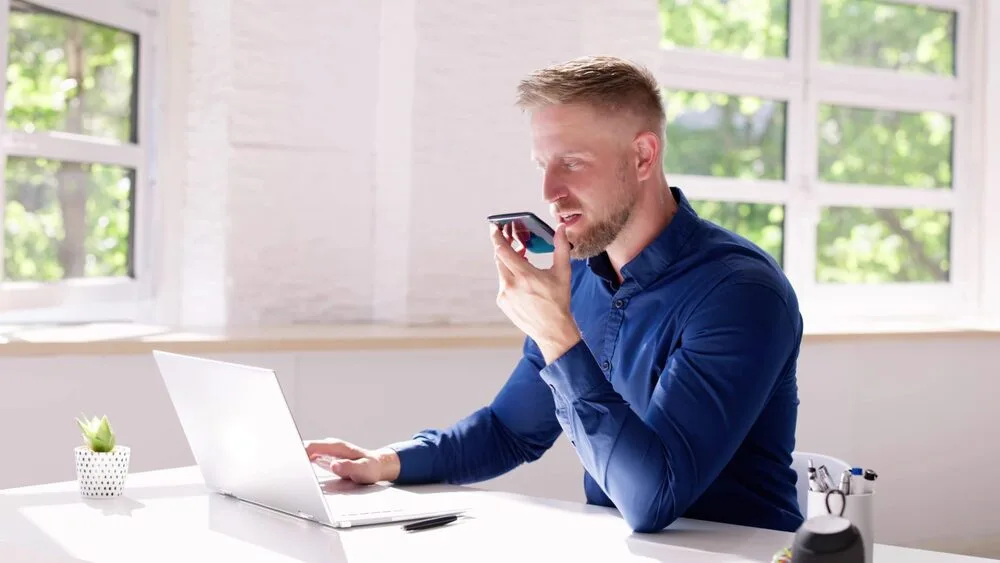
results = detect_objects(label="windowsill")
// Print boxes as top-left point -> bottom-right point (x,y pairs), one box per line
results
0,323 -> 530,357
0,318 -> 999,357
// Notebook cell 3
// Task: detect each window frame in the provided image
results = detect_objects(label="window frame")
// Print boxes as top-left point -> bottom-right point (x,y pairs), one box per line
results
0,0 -> 158,324
652,0 -> 984,323
980,0 -> 1000,322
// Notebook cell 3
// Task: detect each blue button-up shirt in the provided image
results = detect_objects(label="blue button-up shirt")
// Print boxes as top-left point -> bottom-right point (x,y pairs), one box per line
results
390,187 -> 804,533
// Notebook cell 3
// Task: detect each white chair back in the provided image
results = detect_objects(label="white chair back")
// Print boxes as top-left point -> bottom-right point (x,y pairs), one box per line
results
790,451 -> 852,515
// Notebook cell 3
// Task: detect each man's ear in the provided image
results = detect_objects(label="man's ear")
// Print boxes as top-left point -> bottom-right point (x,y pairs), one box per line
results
632,130 -> 660,182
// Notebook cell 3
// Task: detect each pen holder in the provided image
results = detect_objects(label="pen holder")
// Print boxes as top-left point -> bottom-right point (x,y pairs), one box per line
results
807,490 -> 874,563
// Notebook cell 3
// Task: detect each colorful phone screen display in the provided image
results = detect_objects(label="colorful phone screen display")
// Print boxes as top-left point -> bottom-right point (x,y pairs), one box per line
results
511,220 -> 554,253
488,213 -> 555,254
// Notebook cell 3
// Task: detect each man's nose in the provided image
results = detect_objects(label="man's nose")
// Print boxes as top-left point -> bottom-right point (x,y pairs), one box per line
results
543,173 -> 566,203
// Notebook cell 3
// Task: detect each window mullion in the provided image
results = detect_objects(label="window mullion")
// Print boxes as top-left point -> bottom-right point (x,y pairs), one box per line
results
4,131 -> 142,168
133,10 -> 154,301
954,0 -> 989,318
983,0 -> 1000,319
0,0 -> 9,284
783,0 -> 818,302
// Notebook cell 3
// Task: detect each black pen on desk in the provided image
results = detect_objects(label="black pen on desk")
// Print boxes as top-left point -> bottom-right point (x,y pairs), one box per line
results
402,514 -> 459,532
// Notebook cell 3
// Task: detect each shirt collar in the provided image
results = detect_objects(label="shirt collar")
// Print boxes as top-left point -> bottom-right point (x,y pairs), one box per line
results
586,186 -> 700,290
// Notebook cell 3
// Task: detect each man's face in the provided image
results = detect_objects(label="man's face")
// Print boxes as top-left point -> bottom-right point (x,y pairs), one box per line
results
529,103 -> 639,260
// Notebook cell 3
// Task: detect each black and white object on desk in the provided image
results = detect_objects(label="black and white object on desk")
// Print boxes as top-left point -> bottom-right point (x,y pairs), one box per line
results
792,490 -> 864,563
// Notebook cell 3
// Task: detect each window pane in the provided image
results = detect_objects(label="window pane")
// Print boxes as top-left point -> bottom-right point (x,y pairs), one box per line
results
4,157 -> 134,282
820,0 -> 956,76
6,1 -> 138,142
691,200 -> 784,266
816,206 -> 950,283
664,90 -> 787,180
658,0 -> 789,59
818,105 -> 952,189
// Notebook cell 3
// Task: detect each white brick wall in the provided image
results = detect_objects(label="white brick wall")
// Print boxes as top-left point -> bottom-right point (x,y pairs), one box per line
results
177,0 -> 232,327
164,0 -> 660,326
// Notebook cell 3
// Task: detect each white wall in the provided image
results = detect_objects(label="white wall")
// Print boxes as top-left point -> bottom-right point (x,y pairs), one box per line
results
156,0 -> 688,327
2,335 -> 998,558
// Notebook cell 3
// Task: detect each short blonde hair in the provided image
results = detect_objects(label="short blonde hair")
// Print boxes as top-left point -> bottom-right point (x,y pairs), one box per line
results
515,55 -> 665,137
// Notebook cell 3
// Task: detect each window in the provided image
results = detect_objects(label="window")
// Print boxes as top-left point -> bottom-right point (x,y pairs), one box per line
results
0,0 -> 155,322
656,0 -> 981,321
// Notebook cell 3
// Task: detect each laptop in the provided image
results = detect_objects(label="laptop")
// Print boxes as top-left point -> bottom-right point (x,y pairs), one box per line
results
152,350 -> 467,528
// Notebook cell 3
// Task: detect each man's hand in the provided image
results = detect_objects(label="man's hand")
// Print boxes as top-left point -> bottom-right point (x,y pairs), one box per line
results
492,222 -> 581,364
305,438 -> 400,484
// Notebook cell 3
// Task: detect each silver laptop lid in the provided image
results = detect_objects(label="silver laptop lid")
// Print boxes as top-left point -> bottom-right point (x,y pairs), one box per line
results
152,350 -> 333,524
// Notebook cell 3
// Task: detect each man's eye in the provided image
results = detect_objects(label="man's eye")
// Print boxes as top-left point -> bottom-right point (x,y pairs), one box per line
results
565,161 -> 581,170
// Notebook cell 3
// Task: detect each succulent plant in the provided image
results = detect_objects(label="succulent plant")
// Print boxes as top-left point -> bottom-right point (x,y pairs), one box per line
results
76,414 -> 116,453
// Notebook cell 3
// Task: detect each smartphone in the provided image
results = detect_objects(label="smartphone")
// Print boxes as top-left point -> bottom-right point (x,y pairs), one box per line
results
486,211 -> 555,254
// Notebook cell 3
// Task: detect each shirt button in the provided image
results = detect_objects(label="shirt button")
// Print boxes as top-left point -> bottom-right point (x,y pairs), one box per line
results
614,299 -> 625,309
601,360 -> 611,371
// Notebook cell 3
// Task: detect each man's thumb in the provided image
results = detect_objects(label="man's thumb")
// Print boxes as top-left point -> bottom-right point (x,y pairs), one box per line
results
329,458 -> 364,478
553,222 -> 571,273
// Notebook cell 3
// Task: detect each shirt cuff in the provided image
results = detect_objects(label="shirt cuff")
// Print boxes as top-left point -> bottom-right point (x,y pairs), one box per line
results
386,437 -> 436,484
538,339 -> 611,401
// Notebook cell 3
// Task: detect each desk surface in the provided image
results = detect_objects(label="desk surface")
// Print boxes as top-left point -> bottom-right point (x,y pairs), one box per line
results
0,466 -> 991,563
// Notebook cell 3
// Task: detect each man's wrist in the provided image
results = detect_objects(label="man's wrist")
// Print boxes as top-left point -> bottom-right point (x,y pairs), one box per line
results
536,318 -> 582,364
374,446 -> 401,482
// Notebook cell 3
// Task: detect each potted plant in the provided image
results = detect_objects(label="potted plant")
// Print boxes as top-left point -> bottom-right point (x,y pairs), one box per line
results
74,414 -> 130,498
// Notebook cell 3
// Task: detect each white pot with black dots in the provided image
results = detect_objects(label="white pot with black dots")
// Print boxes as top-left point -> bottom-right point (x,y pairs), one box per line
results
74,415 -> 130,498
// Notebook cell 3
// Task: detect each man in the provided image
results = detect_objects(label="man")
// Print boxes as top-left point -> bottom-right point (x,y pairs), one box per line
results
307,55 -> 804,534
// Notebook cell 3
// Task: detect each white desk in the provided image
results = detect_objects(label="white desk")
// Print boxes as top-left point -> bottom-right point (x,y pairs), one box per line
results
0,466 -> 990,562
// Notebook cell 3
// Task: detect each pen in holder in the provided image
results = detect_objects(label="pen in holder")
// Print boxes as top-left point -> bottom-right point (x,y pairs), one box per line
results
806,487 -> 875,563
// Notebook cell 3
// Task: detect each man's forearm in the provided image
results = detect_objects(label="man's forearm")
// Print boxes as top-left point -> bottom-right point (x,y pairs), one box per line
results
538,341 -> 681,532
388,344 -> 563,486
388,406 -> 552,485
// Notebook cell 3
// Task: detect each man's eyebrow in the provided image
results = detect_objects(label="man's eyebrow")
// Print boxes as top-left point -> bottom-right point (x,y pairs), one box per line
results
531,151 -> 594,165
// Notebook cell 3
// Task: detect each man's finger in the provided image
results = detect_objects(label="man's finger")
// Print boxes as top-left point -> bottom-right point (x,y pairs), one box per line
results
307,440 -> 363,461
494,250 -> 516,288
492,226 -> 534,277
491,224 -> 517,287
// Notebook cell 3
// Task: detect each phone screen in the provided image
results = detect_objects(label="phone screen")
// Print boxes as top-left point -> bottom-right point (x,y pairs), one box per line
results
487,213 -> 555,254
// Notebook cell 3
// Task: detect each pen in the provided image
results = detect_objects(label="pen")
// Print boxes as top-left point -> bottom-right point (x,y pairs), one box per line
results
816,465 -> 835,492
839,469 -> 851,495
850,467 -> 862,493
807,460 -> 822,492
402,514 -> 459,532
808,470 -> 823,492
863,469 -> 878,494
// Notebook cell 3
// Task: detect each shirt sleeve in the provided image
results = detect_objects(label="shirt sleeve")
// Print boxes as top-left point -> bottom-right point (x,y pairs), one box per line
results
538,278 -> 800,533
388,337 -> 563,485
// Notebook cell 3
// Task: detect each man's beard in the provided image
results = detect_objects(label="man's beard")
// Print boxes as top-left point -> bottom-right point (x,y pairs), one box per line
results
567,159 -> 637,260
